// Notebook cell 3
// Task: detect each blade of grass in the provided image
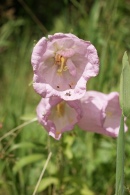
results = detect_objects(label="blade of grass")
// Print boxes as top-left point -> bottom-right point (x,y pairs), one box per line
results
17,0 -> 48,34
0,117 -> 37,142
32,152 -> 52,195
120,51 -> 130,117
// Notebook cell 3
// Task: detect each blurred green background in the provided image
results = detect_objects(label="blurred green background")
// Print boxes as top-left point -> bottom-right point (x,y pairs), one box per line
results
0,0 -> 130,194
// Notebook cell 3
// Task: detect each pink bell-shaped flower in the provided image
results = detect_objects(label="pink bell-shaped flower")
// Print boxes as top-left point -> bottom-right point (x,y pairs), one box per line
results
31,33 -> 99,101
78,91 -> 127,137
36,96 -> 82,140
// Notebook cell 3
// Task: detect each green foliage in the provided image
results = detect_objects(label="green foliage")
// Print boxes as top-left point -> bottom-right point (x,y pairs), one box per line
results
37,177 -> 59,192
115,51 -> 130,195
120,52 -> 130,117
115,115 -> 125,195
0,0 -> 130,194
13,154 -> 44,174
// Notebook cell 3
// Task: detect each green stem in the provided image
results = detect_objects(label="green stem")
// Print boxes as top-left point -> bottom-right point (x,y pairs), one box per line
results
115,114 -> 125,195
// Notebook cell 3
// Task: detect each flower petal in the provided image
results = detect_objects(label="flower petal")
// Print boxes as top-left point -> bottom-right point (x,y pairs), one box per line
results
78,92 -> 107,134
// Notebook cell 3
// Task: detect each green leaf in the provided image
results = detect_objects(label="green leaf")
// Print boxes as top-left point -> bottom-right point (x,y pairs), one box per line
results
9,142 -> 36,151
120,51 -> 130,117
81,184 -> 94,195
13,154 -> 44,174
37,177 -> 59,192
115,115 -> 125,195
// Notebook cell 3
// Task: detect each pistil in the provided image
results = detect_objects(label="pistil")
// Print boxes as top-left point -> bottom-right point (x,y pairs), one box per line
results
55,54 -> 68,75
56,101 -> 65,117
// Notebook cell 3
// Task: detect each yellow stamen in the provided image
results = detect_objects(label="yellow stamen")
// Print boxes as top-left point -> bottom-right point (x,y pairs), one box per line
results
56,131 -> 61,136
57,57 -> 65,73
56,101 -> 65,117
63,65 -> 68,71
55,54 -> 68,75
106,111 -> 112,117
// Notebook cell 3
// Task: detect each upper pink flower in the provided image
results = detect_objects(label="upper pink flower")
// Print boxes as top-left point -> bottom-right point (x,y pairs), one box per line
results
36,96 -> 82,140
31,33 -> 99,100
77,91 -> 127,137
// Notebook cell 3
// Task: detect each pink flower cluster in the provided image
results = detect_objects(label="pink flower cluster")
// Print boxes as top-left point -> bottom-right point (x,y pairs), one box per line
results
31,33 -> 127,140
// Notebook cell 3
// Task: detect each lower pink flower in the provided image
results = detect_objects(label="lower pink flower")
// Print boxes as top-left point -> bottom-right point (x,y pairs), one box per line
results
36,96 -> 82,140
78,91 -> 127,137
